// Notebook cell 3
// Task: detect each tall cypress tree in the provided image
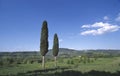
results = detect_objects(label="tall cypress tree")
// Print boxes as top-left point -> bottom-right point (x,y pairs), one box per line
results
40,20 -> 48,69
52,33 -> 59,67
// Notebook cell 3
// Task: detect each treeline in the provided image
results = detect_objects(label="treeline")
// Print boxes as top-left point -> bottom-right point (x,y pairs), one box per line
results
85,49 -> 120,57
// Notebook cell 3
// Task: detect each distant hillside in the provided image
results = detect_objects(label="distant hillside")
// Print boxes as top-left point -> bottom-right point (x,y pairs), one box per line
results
0,48 -> 120,57
47,48 -> 84,57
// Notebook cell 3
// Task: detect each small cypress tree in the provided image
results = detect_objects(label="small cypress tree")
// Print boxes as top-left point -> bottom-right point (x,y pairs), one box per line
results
40,20 -> 49,69
52,33 -> 59,67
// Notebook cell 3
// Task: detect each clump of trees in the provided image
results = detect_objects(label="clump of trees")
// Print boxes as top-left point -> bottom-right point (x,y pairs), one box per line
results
40,20 -> 59,69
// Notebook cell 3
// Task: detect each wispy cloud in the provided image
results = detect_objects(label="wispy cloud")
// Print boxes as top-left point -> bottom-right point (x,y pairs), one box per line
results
81,22 -> 120,35
103,16 -> 109,20
115,13 -> 120,22
81,24 -> 91,28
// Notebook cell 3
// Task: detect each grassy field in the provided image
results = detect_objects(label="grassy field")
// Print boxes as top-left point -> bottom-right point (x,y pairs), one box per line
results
0,56 -> 120,76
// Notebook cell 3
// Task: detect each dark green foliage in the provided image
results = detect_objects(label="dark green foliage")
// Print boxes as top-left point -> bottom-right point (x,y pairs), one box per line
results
67,60 -> 74,64
40,20 -> 49,56
71,60 -> 74,64
0,60 -> 3,66
119,63 -> 120,66
67,60 -> 70,64
52,33 -> 59,56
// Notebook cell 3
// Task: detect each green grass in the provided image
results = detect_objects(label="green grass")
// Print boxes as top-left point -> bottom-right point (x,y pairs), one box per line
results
70,57 -> 120,72
0,63 -> 41,75
0,57 -> 120,75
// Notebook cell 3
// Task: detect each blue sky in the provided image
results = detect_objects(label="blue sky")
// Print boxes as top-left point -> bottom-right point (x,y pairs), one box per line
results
0,0 -> 120,52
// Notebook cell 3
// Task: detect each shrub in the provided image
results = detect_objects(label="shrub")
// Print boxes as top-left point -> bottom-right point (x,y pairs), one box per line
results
71,60 -> 74,64
67,60 -> 70,64
119,63 -> 120,66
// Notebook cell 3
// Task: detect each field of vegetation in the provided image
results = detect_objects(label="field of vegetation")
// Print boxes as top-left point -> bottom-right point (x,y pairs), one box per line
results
0,48 -> 120,76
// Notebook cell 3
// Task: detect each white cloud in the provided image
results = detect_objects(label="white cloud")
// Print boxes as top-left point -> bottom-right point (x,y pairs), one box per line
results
103,16 -> 109,20
115,13 -> 120,22
91,22 -> 107,27
81,22 -> 120,35
81,30 -> 97,35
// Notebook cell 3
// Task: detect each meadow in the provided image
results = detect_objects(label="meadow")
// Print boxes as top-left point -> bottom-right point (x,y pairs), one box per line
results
0,56 -> 120,76
0,49 -> 120,76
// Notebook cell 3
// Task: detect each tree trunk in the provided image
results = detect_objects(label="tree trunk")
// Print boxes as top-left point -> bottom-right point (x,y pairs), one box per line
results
42,56 -> 45,69
54,56 -> 57,67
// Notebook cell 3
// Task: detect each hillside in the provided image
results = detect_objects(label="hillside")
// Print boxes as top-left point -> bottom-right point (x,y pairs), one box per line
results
0,48 -> 120,57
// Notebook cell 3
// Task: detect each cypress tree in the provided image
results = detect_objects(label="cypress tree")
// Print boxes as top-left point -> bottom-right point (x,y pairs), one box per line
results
52,33 -> 59,67
40,20 -> 49,69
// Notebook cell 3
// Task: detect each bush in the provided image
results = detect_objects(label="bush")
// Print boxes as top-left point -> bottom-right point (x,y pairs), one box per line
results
30,60 -> 34,64
9,58 -> 14,64
119,63 -> 120,66
37,60 -> 42,63
0,61 -> 3,66
67,60 -> 74,64
67,60 -> 70,64
70,60 -> 74,64
83,60 -> 86,64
